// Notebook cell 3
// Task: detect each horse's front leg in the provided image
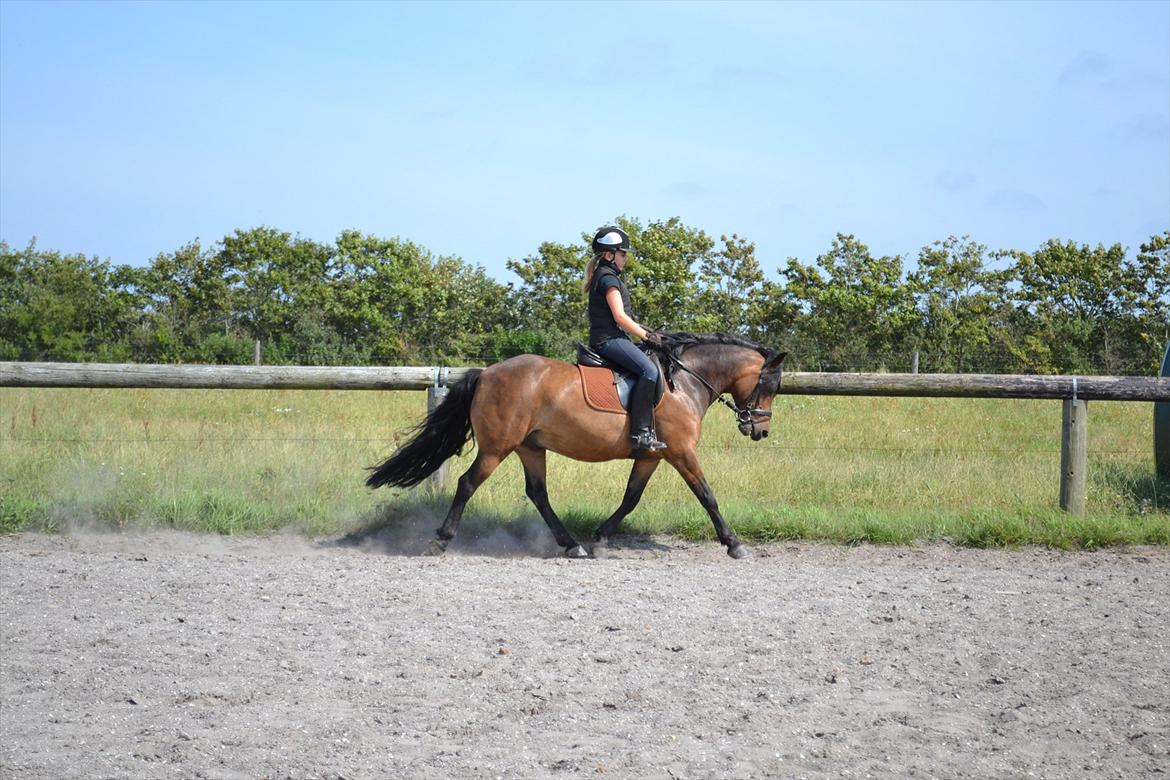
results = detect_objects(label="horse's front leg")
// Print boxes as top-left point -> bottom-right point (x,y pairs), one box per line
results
666,448 -> 751,559
591,457 -> 660,550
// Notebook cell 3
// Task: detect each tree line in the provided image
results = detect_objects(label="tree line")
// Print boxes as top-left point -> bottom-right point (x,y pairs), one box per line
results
1,218 -> 1167,375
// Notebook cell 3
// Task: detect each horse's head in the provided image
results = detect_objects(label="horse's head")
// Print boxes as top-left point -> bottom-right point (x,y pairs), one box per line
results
657,333 -> 788,441
729,349 -> 787,440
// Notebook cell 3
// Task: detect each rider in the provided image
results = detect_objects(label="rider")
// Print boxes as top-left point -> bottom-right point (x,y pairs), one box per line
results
584,226 -> 667,452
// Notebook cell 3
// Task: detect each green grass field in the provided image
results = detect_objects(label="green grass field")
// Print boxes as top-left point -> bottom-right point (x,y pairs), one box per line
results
1,386 -> 1166,548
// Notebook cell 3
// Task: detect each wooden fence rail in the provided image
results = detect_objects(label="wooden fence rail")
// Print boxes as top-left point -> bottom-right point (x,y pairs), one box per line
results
2,362 -> 1167,400
3,361 -> 1168,513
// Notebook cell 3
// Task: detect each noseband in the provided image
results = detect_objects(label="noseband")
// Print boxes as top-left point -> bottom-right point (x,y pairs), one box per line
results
661,351 -> 776,434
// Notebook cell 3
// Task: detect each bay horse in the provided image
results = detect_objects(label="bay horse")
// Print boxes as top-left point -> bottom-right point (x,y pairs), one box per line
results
366,334 -> 787,559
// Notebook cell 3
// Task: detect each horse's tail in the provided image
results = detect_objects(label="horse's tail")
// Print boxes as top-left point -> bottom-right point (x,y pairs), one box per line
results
365,369 -> 483,489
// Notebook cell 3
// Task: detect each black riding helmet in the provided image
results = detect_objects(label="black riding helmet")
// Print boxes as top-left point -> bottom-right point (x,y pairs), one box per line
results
592,226 -> 631,256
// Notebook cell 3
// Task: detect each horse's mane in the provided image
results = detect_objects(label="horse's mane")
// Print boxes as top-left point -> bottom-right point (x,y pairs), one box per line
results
657,331 -> 772,360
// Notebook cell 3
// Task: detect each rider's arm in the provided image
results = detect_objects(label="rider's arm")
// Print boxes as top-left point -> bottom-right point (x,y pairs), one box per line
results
605,287 -> 649,340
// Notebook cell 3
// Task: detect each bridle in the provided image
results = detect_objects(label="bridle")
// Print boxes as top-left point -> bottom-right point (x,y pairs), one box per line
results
660,349 -> 778,434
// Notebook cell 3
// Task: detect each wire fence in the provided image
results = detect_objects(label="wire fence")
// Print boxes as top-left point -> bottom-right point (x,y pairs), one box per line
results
0,434 -> 1151,457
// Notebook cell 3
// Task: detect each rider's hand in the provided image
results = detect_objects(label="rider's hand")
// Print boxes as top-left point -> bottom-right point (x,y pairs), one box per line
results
642,328 -> 665,348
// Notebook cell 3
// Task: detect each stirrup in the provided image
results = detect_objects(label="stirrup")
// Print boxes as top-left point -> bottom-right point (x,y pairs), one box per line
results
630,431 -> 667,451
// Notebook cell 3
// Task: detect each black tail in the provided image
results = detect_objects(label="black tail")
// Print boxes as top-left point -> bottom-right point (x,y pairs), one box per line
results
365,369 -> 483,489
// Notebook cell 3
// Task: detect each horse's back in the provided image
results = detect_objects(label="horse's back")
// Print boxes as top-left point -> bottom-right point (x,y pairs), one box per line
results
480,353 -> 575,386
484,352 -> 564,373
472,353 -> 628,457
475,354 -> 578,414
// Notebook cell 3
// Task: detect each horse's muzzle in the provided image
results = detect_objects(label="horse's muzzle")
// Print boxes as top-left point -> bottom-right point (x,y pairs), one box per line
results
742,424 -> 769,440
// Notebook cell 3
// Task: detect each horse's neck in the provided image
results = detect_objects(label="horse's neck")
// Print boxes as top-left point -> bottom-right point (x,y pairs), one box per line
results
684,344 -> 752,394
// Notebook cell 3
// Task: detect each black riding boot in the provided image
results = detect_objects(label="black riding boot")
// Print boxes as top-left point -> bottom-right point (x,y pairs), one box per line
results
629,377 -> 666,452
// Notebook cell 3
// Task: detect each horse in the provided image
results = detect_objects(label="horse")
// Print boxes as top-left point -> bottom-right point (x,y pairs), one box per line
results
366,334 -> 787,559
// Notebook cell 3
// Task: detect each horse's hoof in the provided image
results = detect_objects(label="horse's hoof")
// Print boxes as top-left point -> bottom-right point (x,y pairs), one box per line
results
427,538 -> 448,556
565,545 -> 590,559
590,539 -> 610,559
728,544 -> 752,560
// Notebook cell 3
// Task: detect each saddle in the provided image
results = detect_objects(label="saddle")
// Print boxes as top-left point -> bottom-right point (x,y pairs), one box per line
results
575,344 -> 666,415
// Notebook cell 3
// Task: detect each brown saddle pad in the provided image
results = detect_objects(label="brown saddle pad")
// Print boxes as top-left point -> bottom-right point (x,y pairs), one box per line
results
578,364 -> 665,415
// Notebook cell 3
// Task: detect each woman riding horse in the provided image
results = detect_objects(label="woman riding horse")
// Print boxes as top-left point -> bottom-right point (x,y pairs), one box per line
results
366,230 -> 787,559
584,226 -> 666,452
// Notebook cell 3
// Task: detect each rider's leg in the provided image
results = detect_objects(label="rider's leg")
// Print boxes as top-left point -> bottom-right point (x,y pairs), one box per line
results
628,376 -> 665,450
595,339 -> 665,451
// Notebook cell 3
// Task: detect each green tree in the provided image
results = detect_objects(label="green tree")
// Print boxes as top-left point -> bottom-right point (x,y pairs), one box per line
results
0,240 -> 140,361
215,227 -> 332,353
0,242 -> 130,361
617,216 -> 711,332
908,236 -> 1008,372
1006,239 -> 1131,373
504,240 -> 589,355
697,233 -> 766,334
412,254 -> 508,362
329,230 -> 437,363
747,278 -> 808,361
329,230 -> 507,363
0,242 -> 21,360
1123,231 -> 1170,373
135,240 -> 235,362
779,233 -> 918,371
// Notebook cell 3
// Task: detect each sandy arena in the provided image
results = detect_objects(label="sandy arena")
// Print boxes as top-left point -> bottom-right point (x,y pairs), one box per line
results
1,526 -> 1167,779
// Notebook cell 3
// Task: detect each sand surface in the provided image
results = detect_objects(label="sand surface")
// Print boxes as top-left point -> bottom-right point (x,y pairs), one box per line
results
2,528 -> 1167,779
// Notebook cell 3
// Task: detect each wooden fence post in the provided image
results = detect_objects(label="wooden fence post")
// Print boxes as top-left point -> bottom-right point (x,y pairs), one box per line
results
1060,396 -> 1088,515
426,369 -> 450,493
254,340 -> 261,366
1156,342 -> 1170,480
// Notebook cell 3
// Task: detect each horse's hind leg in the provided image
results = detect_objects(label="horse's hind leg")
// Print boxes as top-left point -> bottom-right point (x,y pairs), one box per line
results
591,458 -> 660,548
515,445 -> 588,559
432,451 -> 504,554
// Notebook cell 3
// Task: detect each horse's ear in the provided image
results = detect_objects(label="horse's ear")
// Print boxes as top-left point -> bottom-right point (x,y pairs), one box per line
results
767,351 -> 788,368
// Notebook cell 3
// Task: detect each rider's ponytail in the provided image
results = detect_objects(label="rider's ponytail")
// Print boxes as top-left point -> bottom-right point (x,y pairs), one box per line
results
582,255 -> 601,296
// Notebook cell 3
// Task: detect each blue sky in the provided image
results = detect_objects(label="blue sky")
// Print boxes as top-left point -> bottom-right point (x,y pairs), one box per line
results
1,0 -> 1167,282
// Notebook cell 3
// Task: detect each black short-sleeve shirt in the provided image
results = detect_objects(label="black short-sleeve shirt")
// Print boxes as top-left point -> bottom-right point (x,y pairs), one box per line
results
588,261 -> 632,345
